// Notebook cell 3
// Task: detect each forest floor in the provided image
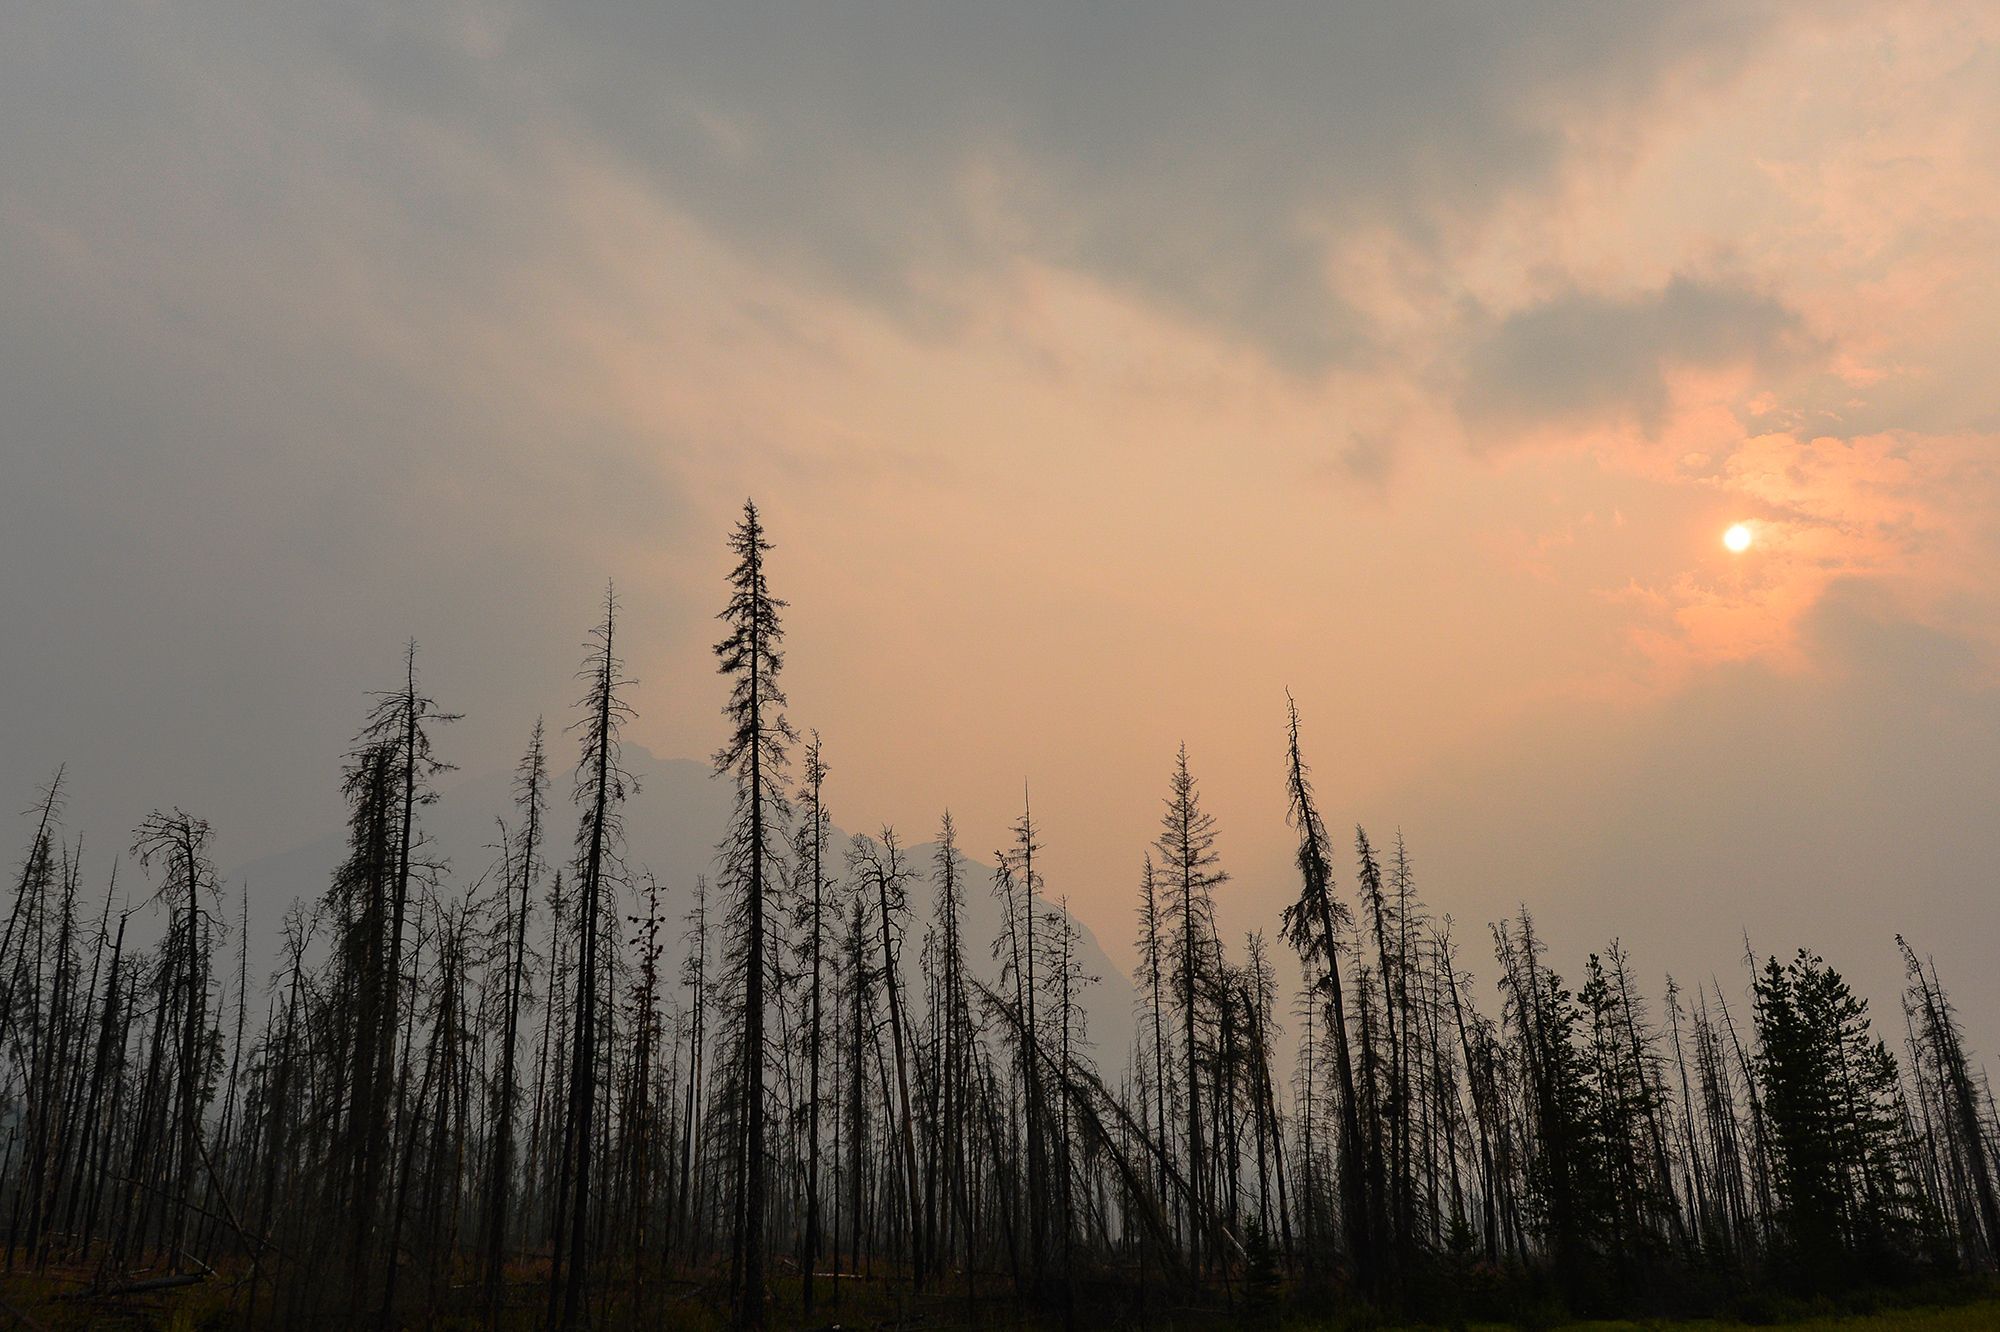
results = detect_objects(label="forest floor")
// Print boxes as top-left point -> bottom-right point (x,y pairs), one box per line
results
0,1272 -> 1993,1331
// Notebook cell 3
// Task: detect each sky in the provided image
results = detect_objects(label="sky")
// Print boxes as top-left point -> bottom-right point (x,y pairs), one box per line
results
5,3 -> 1999,1044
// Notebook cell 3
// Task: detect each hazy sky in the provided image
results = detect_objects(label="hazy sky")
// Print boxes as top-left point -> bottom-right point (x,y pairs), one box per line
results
5,4 -> 1998,1040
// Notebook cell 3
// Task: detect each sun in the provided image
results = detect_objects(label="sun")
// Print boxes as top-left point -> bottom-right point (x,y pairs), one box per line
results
1723,522 -> 1754,553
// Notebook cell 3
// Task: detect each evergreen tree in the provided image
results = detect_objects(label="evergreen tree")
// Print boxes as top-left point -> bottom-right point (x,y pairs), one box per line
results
1155,745 -> 1226,1275
713,500 -> 794,1326
1755,949 -> 1928,1285
790,733 -> 833,1313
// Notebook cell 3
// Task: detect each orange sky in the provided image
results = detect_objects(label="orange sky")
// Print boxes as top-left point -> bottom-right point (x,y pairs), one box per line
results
4,2 -> 1999,1038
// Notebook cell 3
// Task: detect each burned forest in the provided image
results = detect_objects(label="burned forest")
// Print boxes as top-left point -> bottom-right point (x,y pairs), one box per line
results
2,501 -> 1996,1329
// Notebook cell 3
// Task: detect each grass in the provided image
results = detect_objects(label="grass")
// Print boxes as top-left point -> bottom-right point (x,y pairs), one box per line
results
1296,1299 -> 2000,1332
1527,1305 -> 2000,1331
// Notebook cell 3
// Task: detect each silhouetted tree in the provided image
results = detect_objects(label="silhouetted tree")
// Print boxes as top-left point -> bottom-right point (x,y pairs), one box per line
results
481,720 -> 545,1320
713,500 -> 794,1326
548,584 -> 636,1329
1278,697 -> 1371,1287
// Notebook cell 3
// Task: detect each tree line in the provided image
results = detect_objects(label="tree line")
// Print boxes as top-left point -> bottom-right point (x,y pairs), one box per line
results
1,499 -> 1995,1328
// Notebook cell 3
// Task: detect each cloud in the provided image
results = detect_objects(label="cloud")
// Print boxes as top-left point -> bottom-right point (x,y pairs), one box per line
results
293,1 -> 1796,374
1457,275 -> 1814,443
1380,575 -> 2000,1066
1596,429 -> 2000,678
4,0 -> 1999,1027
1333,432 -> 1399,489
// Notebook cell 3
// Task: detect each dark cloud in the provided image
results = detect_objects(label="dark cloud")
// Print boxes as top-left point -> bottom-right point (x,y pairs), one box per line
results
299,1 -> 1792,373
1334,431 -> 1398,489
8,0 -> 1991,1068
0,0 -> 1809,861
0,3 -> 707,862
1457,274 -> 1815,441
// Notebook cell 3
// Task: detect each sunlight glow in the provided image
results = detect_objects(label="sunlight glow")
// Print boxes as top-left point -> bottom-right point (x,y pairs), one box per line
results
1724,522 -> 1754,553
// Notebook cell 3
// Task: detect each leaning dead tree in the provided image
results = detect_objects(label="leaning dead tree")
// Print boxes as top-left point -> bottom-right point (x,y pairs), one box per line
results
1,505 -> 1993,1329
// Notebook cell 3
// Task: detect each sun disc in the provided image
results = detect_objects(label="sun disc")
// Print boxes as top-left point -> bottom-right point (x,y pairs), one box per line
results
1724,522 -> 1753,553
